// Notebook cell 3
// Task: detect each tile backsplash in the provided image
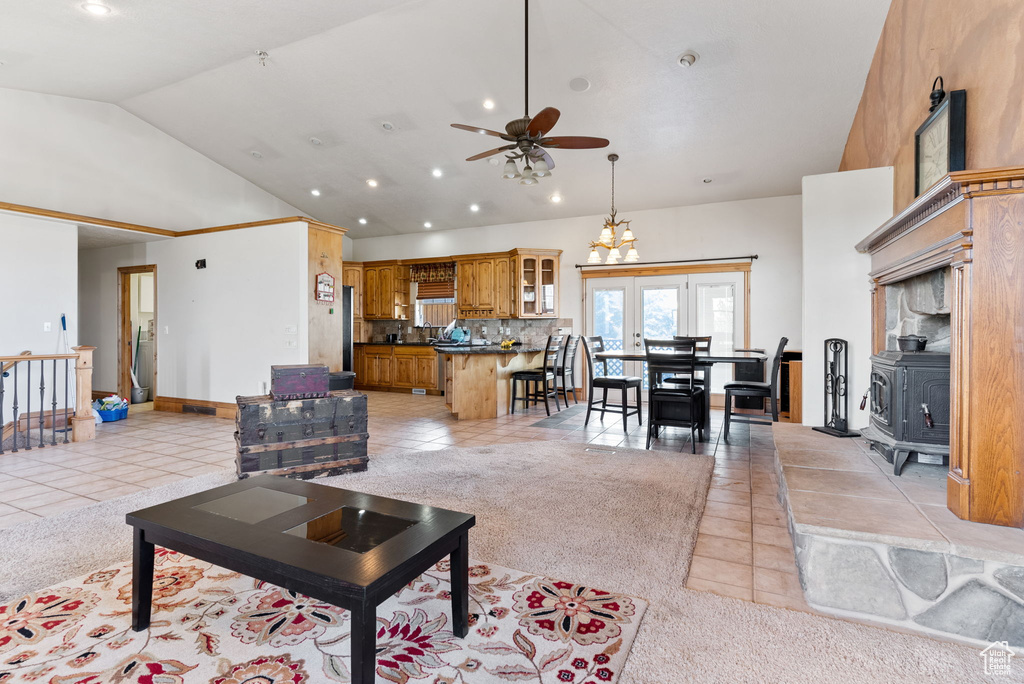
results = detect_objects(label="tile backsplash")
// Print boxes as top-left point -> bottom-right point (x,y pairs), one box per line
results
366,318 -> 574,345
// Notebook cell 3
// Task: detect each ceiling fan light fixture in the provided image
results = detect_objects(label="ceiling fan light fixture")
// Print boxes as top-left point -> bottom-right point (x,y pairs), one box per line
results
502,160 -> 520,179
533,158 -> 550,177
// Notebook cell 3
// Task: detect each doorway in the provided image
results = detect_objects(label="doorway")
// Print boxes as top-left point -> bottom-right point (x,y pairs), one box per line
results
117,265 -> 157,407
586,269 -> 748,401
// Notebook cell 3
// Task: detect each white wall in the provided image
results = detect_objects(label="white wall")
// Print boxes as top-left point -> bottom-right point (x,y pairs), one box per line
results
352,195 -> 804,353
0,213 -> 78,354
801,167 -> 893,429
0,87 -> 302,231
78,223 -> 309,402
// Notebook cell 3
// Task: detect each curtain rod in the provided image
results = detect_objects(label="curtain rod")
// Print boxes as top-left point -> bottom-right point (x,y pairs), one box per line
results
574,254 -> 758,268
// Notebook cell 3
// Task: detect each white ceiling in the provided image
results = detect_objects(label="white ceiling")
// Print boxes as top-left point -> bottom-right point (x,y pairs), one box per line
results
2,0 -> 891,239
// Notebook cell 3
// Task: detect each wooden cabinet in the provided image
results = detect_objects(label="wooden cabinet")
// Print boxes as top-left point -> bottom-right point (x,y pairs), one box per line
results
354,345 -> 439,393
495,255 -> 513,318
342,262 -> 363,319
362,261 -> 409,320
511,249 -> 560,317
454,253 -> 508,319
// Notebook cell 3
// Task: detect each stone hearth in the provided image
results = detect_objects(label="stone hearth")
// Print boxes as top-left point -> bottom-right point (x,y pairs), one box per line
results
772,423 -> 1024,647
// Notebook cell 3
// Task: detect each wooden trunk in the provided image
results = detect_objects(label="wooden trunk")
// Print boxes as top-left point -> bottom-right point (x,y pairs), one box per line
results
270,364 -> 330,400
235,390 -> 368,480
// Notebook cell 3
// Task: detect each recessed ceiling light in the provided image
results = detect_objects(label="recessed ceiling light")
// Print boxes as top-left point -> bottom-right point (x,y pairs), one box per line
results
482,99 -> 495,110
702,177 -> 713,184
310,189 -> 321,196
81,3 -> 111,15
423,222 -> 432,229
470,204 -> 480,212
366,179 -> 378,187
569,77 -> 591,92
432,168 -> 443,178
309,137 -> 323,146
250,150 -> 263,159
678,51 -> 700,68
381,121 -> 394,131
549,194 -> 563,203
358,218 -> 368,225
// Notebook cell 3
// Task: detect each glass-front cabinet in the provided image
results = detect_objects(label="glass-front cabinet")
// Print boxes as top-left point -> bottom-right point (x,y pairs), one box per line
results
511,249 -> 560,318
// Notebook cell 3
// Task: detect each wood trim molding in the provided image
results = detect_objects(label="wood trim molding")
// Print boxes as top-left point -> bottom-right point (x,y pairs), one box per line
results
0,201 -> 347,238
579,261 -> 752,279
0,201 -> 176,237
154,395 -> 236,420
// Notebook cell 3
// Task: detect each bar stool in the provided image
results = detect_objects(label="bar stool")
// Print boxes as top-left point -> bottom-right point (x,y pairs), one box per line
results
555,335 -> 580,406
510,335 -> 565,416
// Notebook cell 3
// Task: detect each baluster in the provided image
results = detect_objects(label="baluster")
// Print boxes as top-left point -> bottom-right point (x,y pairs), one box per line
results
0,367 -> 5,455
63,359 -> 70,444
51,359 -> 57,446
24,361 -> 31,450
38,359 -> 46,448
12,364 -> 19,452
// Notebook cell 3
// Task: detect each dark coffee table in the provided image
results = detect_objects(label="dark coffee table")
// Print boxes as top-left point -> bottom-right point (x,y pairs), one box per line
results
126,474 -> 475,683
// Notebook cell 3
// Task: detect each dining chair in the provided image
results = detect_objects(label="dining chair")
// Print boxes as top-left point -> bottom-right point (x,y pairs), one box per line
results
510,335 -> 565,416
581,336 -> 642,434
723,336 -> 788,440
644,338 -> 705,452
554,335 -> 581,405
662,335 -> 711,387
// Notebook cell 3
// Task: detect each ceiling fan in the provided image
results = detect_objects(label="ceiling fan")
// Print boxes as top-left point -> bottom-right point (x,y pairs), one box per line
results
450,0 -> 609,185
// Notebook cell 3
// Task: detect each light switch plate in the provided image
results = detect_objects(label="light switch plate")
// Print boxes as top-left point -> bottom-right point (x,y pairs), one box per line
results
284,324 -> 298,335
285,339 -> 298,348
43,322 -> 51,332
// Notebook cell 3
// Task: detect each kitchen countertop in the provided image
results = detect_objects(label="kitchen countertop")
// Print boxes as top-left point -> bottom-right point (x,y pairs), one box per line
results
354,342 -> 435,347
434,344 -> 544,354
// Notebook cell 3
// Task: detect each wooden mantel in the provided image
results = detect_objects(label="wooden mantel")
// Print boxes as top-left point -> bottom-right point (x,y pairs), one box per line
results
856,167 -> 1024,528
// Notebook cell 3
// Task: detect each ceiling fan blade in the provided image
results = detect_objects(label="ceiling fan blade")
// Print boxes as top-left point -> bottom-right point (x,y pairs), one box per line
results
539,136 -> 610,150
527,107 -> 560,137
466,145 -> 515,161
451,123 -> 508,138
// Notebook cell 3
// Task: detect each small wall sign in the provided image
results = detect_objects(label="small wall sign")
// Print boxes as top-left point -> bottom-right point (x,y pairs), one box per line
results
315,271 -> 335,303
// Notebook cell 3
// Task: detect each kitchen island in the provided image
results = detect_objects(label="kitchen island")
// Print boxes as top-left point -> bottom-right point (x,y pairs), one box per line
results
436,345 -> 544,420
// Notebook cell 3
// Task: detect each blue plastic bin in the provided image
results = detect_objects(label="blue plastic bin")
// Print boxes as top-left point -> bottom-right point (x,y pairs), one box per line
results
97,406 -> 129,422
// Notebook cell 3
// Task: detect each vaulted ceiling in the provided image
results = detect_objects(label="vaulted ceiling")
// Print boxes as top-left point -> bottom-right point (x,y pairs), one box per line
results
1,0 -> 890,238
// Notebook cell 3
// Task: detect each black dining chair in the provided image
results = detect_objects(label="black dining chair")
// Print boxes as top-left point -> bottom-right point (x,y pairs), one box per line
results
554,335 -> 581,405
510,335 -> 565,416
582,336 -> 642,434
644,338 -> 705,452
662,335 -> 711,387
723,336 -> 788,440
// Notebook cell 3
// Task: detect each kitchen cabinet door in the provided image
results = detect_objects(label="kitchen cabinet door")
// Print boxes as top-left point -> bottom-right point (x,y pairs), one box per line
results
474,259 -> 495,309
495,256 -> 512,318
415,354 -> 438,389
363,267 -> 379,319
393,354 -> 415,387
457,261 -> 476,313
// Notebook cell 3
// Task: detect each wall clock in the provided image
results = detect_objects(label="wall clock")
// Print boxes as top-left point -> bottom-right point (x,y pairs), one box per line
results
914,87 -> 966,196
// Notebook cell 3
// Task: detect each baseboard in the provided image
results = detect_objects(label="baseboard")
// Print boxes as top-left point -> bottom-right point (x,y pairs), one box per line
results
154,396 -> 236,419
353,385 -> 443,396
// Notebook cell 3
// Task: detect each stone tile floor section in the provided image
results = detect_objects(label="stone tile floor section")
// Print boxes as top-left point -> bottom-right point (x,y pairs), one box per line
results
773,422 -> 1024,563
0,392 -> 805,613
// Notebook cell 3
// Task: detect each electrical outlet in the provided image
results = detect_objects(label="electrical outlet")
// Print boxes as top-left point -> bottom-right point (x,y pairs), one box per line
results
163,326 -> 169,335
481,326 -> 488,335
43,322 -> 51,332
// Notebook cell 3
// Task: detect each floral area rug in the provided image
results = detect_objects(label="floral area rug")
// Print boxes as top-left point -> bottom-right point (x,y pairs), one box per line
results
0,549 -> 647,683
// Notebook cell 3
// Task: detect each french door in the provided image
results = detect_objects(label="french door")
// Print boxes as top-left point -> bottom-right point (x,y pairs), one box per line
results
586,272 -> 746,395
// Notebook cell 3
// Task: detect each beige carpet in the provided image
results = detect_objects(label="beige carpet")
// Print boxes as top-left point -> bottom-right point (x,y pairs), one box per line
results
0,442 -> 1006,682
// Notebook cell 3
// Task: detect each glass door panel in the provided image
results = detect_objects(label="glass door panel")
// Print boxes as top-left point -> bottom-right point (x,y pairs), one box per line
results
521,257 -> 537,315
586,279 -> 629,377
688,272 -> 745,395
635,277 -> 686,388
540,258 -> 556,315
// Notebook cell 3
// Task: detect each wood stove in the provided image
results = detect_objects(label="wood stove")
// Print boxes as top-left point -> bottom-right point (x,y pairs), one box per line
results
861,350 -> 950,475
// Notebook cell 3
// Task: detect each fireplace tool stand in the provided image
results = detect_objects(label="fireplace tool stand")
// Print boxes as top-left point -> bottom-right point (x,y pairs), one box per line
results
812,338 -> 860,438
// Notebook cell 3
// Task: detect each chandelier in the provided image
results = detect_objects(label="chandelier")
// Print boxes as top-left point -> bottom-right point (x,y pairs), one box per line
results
588,154 -> 639,264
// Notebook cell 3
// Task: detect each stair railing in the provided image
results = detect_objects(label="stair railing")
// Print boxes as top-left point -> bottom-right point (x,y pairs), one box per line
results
0,346 -> 96,453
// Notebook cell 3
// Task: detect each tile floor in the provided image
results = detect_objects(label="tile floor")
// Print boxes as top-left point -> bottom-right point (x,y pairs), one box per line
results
0,391 -> 806,611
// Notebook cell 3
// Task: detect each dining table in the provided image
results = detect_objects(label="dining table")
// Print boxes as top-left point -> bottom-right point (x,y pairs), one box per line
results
594,349 -> 768,441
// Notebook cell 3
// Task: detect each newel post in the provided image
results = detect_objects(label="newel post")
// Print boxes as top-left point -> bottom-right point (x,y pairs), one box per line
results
71,346 -> 96,442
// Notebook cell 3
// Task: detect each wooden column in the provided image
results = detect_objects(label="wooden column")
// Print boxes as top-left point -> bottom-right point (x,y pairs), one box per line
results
71,345 -> 96,442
